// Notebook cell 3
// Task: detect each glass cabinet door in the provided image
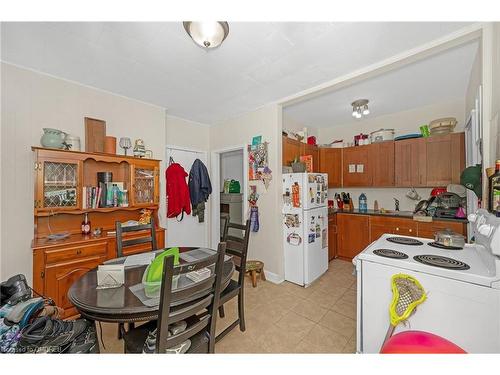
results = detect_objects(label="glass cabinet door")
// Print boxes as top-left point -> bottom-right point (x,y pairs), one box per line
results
37,159 -> 81,211
132,165 -> 158,206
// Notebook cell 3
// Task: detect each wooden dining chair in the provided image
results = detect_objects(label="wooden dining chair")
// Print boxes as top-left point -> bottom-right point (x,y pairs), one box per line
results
122,242 -> 226,354
115,217 -> 157,338
216,219 -> 251,342
115,217 -> 157,258
220,214 -> 230,241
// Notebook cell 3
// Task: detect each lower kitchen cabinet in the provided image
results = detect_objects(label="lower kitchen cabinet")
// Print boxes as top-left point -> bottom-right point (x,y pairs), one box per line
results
370,216 -> 417,241
417,220 -> 467,239
337,214 -> 370,260
328,214 -> 338,260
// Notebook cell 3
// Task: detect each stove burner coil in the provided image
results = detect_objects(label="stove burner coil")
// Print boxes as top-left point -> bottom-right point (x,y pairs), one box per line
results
413,254 -> 470,270
386,237 -> 424,246
373,249 -> 408,259
427,241 -> 463,250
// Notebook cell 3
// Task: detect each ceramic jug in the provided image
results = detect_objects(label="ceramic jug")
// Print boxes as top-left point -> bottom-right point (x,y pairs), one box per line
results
41,128 -> 67,149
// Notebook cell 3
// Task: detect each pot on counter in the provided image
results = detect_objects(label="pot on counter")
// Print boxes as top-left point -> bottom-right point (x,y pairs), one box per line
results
434,229 -> 465,249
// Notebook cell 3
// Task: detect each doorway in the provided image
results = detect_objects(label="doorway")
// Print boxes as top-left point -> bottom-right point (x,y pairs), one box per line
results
210,145 -> 248,249
165,145 -> 209,248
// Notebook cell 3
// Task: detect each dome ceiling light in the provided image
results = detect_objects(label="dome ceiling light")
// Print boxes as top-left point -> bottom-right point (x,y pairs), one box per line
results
351,99 -> 370,119
183,21 -> 229,49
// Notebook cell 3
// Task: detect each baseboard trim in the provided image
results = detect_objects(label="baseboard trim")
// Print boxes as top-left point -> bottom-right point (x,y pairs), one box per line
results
263,270 -> 284,284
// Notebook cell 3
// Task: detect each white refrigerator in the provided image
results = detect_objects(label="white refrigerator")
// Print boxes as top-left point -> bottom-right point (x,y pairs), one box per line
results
282,173 -> 329,286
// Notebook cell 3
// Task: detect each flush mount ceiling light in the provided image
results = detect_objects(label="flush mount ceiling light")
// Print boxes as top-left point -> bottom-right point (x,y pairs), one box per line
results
351,99 -> 370,119
183,21 -> 229,49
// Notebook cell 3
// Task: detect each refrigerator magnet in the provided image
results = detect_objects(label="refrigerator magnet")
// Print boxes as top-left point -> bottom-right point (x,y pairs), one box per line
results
287,233 -> 302,246
308,233 -> 315,243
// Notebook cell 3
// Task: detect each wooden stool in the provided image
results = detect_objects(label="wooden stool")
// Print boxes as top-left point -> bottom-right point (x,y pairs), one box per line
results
246,260 -> 265,287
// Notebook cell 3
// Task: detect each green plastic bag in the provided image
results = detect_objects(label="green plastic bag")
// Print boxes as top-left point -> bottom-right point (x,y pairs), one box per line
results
229,180 -> 241,193
145,247 -> 180,283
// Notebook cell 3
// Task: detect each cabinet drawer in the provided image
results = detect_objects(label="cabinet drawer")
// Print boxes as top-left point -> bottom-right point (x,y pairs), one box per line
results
417,221 -> 466,239
45,242 -> 108,264
370,216 -> 417,236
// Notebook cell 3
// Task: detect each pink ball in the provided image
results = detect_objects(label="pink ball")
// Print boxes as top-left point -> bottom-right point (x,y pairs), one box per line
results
381,331 -> 466,354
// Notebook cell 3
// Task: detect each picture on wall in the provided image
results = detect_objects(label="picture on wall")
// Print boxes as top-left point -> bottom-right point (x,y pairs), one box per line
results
248,142 -> 268,181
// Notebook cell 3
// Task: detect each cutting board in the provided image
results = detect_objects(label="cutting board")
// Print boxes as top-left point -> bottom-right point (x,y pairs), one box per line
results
85,117 -> 106,152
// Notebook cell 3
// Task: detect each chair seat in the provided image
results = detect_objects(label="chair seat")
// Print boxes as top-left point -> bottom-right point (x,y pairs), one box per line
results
123,319 -> 210,354
219,279 -> 241,305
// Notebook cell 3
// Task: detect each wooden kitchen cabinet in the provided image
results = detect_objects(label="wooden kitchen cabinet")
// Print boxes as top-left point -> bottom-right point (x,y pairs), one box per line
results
425,133 -> 464,186
342,145 -> 372,187
282,136 -> 302,167
328,214 -> 338,260
337,214 -> 371,260
302,143 -> 320,172
395,138 -> 426,187
319,148 -> 342,187
370,141 -> 395,186
417,220 -> 467,239
370,216 -> 417,241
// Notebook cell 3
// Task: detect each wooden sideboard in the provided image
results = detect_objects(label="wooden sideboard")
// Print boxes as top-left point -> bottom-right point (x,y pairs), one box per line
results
31,147 -> 165,319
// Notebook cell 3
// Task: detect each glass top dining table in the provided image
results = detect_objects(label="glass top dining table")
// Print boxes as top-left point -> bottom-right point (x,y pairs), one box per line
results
67,247 -> 235,323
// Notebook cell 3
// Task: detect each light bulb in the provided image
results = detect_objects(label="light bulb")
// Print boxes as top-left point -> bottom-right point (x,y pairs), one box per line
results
352,108 -> 357,117
355,111 -> 362,119
362,105 -> 370,115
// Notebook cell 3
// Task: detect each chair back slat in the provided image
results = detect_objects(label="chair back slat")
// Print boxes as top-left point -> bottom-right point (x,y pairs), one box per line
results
220,214 -> 230,241
155,242 -> 226,354
115,217 -> 157,258
222,220 -> 251,287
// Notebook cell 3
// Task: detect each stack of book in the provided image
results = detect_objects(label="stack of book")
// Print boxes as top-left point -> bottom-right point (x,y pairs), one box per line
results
83,184 -> 105,209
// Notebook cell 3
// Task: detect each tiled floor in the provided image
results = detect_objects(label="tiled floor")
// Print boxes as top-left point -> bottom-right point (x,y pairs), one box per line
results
98,259 -> 357,353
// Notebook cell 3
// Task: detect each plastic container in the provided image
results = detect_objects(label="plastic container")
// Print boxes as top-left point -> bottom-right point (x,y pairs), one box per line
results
359,193 -> 368,213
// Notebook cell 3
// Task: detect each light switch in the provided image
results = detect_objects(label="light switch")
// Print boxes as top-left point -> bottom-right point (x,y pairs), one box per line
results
348,164 -> 356,173
356,164 -> 364,173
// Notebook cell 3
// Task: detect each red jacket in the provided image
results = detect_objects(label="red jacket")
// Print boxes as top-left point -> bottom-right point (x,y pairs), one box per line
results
166,163 -> 191,218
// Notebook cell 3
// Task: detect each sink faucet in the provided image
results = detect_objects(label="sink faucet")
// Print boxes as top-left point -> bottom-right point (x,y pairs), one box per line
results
394,198 -> 400,211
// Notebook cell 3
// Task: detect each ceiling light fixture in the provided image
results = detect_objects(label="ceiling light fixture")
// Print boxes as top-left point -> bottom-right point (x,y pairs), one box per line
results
351,99 -> 370,119
183,21 -> 229,49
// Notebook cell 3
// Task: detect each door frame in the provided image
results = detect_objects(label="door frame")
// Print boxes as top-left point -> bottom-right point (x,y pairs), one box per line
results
165,145 -> 209,248
210,144 -> 248,250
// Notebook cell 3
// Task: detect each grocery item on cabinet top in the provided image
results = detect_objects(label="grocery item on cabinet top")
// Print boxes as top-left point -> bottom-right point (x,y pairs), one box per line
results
429,117 -> 457,135
369,128 -> 394,143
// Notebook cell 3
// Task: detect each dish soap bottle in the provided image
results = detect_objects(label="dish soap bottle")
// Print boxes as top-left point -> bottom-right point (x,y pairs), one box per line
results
359,193 -> 368,213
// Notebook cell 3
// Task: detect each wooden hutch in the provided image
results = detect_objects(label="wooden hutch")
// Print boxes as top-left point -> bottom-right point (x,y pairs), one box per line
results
31,147 -> 165,318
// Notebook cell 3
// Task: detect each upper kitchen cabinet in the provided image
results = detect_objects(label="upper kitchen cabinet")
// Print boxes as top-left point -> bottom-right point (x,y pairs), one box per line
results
395,133 -> 465,187
282,136 -> 320,172
370,141 -> 395,186
342,145 -> 372,187
425,132 -> 465,186
282,136 -> 302,167
319,148 -> 342,187
395,138 -> 426,187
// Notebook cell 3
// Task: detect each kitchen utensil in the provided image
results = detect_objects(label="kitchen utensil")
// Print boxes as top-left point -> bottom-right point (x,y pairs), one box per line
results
394,133 -> 423,141
382,274 -> 426,349
430,187 -> 447,197
434,229 -> 465,249
405,188 -> 421,201
413,199 -> 429,214
41,128 -> 67,149
369,129 -> 395,143
436,192 -> 462,209
84,117 -> 106,152
429,117 -> 457,135
63,134 -> 81,151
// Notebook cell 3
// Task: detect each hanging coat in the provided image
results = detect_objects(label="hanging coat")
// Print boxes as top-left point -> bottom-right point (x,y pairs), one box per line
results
188,159 -> 212,222
166,162 -> 191,219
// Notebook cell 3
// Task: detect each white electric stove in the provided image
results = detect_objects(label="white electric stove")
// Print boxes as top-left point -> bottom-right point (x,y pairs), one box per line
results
355,209 -> 500,353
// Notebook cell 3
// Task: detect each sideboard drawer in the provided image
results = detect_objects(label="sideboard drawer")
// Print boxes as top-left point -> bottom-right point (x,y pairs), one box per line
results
45,242 -> 108,264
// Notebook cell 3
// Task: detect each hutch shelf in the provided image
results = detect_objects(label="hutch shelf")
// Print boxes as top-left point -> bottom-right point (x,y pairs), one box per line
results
31,147 -> 165,318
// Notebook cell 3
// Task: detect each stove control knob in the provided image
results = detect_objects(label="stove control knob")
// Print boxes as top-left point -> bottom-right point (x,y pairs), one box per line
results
468,213 -> 478,223
478,224 -> 494,237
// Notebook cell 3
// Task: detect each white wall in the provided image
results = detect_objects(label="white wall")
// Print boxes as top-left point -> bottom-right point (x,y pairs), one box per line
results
210,105 -> 284,282
166,115 -> 210,152
317,98 -> 466,143
0,63 -> 166,284
282,114 -> 318,139
220,150 -> 243,189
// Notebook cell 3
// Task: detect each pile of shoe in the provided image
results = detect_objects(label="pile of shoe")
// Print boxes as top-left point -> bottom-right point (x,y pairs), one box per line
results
17,316 -> 98,353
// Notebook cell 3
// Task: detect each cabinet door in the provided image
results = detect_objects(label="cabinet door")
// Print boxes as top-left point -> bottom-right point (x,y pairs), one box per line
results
395,138 -> 426,187
391,218 -> 418,237
36,157 -> 82,213
319,148 -> 342,187
328,215 -> 338,261
370,224 -> 393,242
302,144 -> 319,172
45,255 -> 106,318
451,133 -> 465,184
131,163 -> 158,206
282,136 -> 302,167
417,221 -> 467,239
371,142 -> 395,186
337,214 -> 370,259
342,146 -> 372,187
425,134 -> 455,186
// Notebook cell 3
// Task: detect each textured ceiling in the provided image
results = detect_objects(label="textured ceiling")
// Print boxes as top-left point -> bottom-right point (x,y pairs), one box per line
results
1,22 -> 472,124
284,41 -> 479,128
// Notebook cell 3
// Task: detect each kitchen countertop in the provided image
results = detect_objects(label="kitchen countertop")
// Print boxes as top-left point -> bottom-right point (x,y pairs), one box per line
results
328,208 -> 468,223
